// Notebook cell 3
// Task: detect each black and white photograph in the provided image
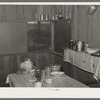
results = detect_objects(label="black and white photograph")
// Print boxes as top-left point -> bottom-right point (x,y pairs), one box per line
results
0,2 -> 100,98
0,3 -> 100,88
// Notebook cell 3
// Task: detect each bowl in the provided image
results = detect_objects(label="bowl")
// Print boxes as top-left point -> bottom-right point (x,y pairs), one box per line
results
51,64 -> 61,72
86,47 -> 99,54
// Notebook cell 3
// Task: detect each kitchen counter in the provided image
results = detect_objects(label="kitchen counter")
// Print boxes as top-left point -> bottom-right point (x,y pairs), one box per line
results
64,48 -> 100,81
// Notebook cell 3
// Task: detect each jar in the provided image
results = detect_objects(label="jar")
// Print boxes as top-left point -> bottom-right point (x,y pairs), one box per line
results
69,40 -> 74,49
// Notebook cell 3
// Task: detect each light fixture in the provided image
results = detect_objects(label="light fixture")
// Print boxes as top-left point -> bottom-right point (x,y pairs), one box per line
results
88,5 -> 97,15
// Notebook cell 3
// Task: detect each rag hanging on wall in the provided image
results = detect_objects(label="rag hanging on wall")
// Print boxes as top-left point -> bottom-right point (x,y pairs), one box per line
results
88,5 -> 98,15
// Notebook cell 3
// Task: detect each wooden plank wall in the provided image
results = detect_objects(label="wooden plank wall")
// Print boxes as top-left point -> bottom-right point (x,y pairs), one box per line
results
71,5 -> 100,86
72,5 -> 100,48
0,52 -> 52,76
0,5 -> 72,21
0,5 -> 72,75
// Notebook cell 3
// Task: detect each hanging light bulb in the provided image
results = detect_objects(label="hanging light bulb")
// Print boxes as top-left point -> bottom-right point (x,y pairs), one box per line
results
88,5 -> 97,15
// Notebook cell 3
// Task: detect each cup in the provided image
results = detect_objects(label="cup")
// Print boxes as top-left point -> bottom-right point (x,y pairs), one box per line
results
45,78 -> 52,85
34,82 -> 42,87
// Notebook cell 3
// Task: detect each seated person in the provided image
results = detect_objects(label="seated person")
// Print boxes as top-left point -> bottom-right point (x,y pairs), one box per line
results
17,58 -> 36,74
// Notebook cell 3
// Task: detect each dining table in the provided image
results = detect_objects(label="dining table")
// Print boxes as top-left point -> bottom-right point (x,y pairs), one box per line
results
7,72 -> 88,87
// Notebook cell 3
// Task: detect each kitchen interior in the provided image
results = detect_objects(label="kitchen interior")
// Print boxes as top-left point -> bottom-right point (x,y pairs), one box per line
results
0,5 -> 100,87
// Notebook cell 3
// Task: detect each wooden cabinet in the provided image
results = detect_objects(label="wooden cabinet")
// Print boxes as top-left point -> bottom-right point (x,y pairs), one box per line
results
51,19 -> 71,54
28,22 -> 51,52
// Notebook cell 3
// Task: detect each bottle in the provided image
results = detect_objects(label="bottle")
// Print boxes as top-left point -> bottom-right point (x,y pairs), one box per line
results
41,70 -> 46,82
36,68 -> 41,81
45,14 -> 49,21
40,15 -> 44,21
65,13 -> 68,19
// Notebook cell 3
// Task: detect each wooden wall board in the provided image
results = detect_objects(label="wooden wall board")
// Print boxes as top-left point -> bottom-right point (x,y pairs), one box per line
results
72,5 -> 100,49
97,6 -> 100,48
72,5 -> 78,40
0,22 -> 27,54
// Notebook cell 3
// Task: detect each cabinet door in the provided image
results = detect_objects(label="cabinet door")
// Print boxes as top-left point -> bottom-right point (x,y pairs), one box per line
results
28,22 -> 51,52
53,20 -> 71,54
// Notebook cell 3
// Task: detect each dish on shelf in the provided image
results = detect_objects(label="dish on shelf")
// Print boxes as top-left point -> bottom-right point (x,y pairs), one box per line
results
50,71 -> 65,77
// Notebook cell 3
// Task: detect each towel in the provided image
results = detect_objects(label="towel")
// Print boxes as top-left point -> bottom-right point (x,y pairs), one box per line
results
64,49 -> 74,64
83,54 -> 94,73
93,59 -> 100,81
73,51 -> 83,69
92,57 -> 100,73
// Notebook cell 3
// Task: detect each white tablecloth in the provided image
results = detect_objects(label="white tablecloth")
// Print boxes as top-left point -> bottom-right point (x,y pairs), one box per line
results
64,48 -> 100,81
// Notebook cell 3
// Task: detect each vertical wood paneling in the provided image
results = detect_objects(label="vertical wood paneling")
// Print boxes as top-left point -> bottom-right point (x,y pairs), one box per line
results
0,56 -> 4,72
24,5 -> 31,20
37,5 -> 44,21
9,56 -> 18,73
87,10 -> 93,46
72,6 -> 78,40
17,55 -> 21,69
81,6 -> 84,41
4,56 -> 9,75
92,6 -> 98,48
30,5 -> 36,21
72,5 -> 100,49
51,5 -> 55,19
97,6 -> 100,48
77,6 -> 83,40
16,5 -> 24,20
4,5 -> 11,20
10,5 -> 17,20
82,6 -> 88,43
0,6 -> 3,21
34,5 -> 38,21
20,54 -> 28,62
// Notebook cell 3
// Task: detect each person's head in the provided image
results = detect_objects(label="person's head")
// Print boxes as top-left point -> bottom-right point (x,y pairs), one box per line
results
20,58 -> 36,71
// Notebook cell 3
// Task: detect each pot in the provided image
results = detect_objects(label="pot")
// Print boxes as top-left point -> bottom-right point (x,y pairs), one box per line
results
51,64 -> 61,72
